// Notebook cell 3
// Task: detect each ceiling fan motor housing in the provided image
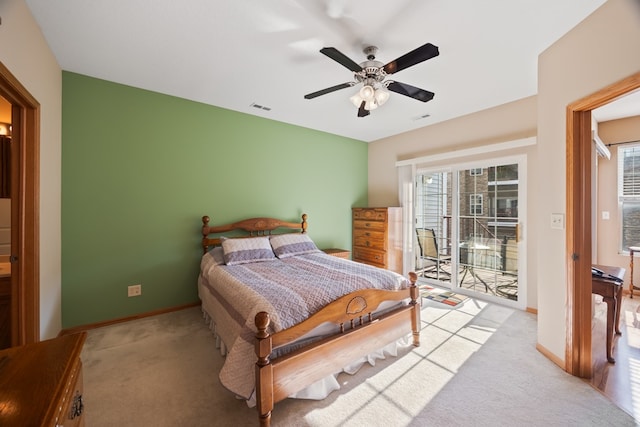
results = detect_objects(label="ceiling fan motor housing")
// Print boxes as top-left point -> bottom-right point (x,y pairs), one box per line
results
363,45 -> 378,60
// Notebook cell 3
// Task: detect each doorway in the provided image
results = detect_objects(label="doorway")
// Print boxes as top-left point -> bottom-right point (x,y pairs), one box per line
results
0,61 -> 40,347
566,71 -> 640,377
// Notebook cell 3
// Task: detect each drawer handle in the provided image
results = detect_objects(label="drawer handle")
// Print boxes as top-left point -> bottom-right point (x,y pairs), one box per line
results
366,241 -> 370,247
364,232 -> 370,236
365,223 -> 371,227
69,391 -> 84,420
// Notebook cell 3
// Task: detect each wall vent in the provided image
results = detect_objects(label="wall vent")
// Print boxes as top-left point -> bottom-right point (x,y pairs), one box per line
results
250,103 -> 272,111
412,113 -> 431,121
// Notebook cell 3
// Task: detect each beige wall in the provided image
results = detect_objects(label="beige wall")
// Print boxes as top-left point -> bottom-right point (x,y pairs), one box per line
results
596,116 -> 640,274
0,0 -> 63,339
370,0 -> 640,365
536,0 -> 640,361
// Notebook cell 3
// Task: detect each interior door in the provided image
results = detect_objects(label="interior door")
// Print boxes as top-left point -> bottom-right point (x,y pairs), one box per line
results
0,61 -> 41,347
0,97 -> 10,349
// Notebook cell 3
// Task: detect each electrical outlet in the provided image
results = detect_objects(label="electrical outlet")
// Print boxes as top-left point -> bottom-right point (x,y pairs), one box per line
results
128,284 -> 142,297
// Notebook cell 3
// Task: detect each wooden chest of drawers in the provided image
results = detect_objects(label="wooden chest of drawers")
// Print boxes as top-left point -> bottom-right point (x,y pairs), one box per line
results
352,207 -> 403,273
0,332 -> 86,426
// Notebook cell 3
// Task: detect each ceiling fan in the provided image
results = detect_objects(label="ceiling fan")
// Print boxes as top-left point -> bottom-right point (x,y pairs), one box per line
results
304,42 -> 439,117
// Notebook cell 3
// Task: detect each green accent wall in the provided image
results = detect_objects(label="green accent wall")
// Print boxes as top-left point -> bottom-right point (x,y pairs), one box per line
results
62,72 -> 368,328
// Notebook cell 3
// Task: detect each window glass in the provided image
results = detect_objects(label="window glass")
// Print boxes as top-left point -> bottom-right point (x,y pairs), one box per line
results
618,143 -> 640,251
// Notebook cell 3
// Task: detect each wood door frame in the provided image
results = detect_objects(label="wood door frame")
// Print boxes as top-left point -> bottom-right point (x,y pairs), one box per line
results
0,61 -> 40,345
566,71 -> 640,377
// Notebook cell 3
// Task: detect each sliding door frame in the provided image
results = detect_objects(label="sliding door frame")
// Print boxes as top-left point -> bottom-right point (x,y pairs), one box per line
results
414,154 -> 527,310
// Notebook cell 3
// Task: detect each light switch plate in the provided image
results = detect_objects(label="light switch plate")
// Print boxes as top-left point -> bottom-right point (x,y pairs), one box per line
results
551,213 -> 564,229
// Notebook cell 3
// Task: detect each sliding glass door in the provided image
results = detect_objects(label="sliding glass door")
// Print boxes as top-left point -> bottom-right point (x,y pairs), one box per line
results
415,157 -> 525,306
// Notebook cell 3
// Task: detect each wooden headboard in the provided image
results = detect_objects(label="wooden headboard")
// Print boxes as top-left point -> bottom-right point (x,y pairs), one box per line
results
201,214 -> 308,253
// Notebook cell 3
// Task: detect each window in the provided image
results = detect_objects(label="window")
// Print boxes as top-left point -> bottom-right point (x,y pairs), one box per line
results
469,168 -> 483,176
469,194 -> 483,215
618,143 -> 640,251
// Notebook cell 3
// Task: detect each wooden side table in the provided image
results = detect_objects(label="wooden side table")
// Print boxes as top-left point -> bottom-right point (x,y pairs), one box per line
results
592,265 -> 624,363
629,246 -> 640,298
322,248 -> 350,259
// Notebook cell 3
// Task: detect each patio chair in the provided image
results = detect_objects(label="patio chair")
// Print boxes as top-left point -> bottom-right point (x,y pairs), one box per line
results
416,228 -> 452,280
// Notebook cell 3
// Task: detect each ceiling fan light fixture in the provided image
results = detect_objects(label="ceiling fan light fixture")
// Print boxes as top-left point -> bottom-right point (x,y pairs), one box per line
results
375,88 -> 390,106
350,93 -> 364,107
359,85 -> 375,101
365,100 -> 378,111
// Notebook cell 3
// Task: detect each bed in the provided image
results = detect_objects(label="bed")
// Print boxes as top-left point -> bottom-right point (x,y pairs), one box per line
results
198,213 -> 420,427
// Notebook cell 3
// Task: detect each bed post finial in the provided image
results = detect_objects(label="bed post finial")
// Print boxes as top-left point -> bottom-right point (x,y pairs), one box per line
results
202,216 -> 211,235
301,213 -> 308,234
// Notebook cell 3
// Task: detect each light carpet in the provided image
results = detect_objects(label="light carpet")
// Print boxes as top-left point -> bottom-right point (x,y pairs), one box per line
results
81,298 -> 637,426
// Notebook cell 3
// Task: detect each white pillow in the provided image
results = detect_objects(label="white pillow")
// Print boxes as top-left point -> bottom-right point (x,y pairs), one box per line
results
221,236 -> 276,265
270,234 -> 320,259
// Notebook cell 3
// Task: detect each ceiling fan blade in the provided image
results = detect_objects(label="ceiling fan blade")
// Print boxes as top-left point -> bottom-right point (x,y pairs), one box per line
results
387,81 -> 435,102
383,43 -> 439,75
304,82 -> 354,99
320,47 -> 363,72
357,101 -> 370,117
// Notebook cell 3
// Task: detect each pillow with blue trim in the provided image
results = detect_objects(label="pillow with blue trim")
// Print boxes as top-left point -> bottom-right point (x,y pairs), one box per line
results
221,236 -> 276,265
270,234 -> 321,259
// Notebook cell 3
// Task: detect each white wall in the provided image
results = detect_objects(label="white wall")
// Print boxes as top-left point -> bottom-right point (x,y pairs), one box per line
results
537,0 -> 640,362
0,0 -> 62,339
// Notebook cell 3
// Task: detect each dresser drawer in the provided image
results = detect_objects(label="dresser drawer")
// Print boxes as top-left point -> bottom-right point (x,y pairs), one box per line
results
353,247 -> 386,267
353,219 -> 386,232
353,228 -> 384,241
353,209 -> 388,221
354,235 -> 386,251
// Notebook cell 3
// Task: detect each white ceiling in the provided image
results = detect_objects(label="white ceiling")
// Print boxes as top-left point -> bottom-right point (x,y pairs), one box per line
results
593,89 -> 640,122
25,0 -> 611,142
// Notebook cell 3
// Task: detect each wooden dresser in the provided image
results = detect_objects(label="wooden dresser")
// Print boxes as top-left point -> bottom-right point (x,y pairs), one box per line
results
0,332 -> 86,426
352,207 -> 403,274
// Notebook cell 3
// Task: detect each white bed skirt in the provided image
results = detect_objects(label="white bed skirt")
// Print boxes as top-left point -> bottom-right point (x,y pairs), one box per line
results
201,308 -> 411,407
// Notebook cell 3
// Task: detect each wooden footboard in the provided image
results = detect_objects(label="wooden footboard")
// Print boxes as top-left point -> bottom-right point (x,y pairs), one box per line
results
254,272 -> 420,427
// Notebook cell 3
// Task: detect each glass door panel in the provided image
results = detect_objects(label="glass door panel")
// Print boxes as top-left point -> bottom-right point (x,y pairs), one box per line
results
457,164 -> 519,301
415,160 -> 523,305
415,172 -> 453,283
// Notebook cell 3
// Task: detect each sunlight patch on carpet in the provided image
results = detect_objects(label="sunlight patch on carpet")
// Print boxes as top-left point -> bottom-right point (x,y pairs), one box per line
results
303,351 -> 454,426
